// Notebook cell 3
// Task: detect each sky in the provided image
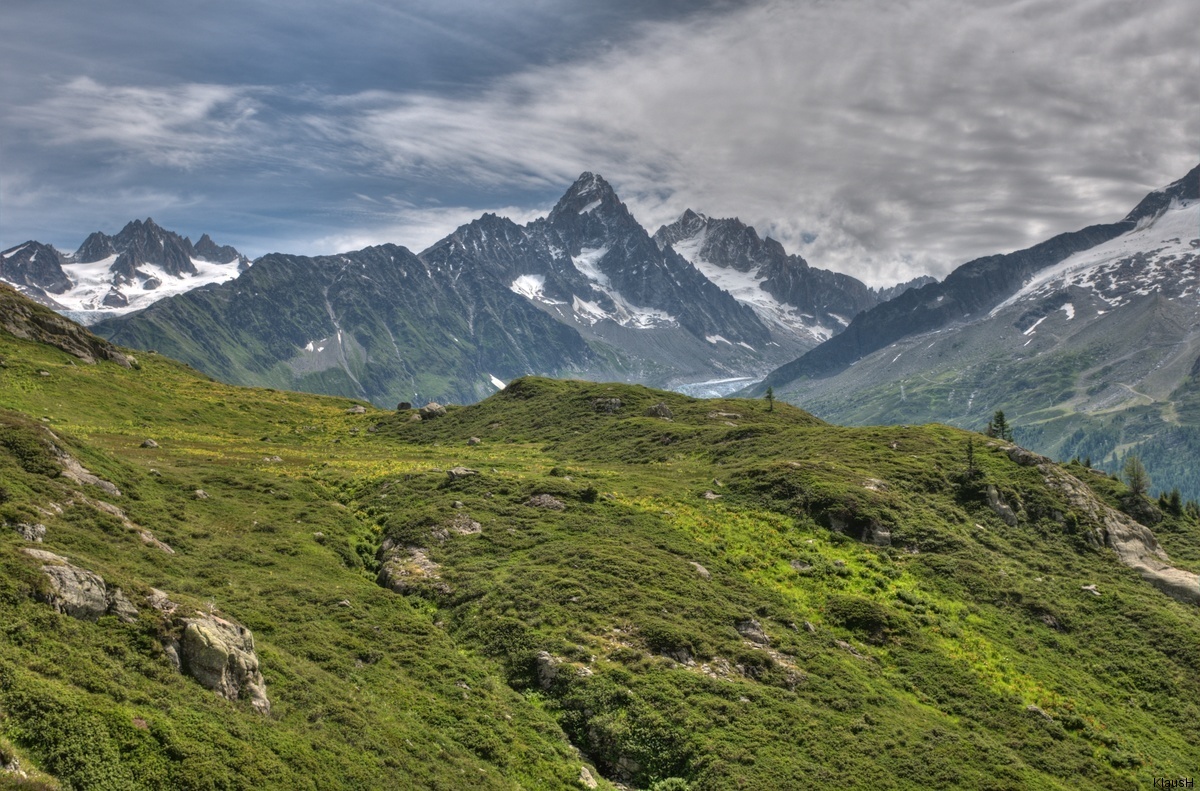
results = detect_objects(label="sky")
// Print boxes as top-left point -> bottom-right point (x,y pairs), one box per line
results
1,0 -> 1196,288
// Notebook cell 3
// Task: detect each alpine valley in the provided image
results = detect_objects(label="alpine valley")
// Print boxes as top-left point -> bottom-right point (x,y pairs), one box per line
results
754,164 -> 1200,501
1,283 -> 1199,790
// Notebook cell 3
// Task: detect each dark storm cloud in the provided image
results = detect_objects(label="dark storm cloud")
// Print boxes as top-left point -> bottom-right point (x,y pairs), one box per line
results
1,0 -> 1196,286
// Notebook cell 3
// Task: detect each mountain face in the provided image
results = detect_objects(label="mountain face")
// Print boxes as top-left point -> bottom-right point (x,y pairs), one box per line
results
0,219 -> 247,321
3,295 -> 1200,789
95,243 -> 598,406
0,241 -> 72,298
654,210 -> 934,344
95,173 -> 909,405
760,163 -> 1200,498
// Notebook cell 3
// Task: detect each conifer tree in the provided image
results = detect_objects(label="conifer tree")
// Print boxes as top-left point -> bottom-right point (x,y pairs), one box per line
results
1123,454 -> 1150,497
985,410 -> 1014,442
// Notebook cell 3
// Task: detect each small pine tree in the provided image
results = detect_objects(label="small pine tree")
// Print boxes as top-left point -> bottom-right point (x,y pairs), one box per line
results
964,438 -> 979,480
1167,488 -> 1182,516
765,386 -> 775,412
1123,454 -> 1150,497
985,410 -> 1014,442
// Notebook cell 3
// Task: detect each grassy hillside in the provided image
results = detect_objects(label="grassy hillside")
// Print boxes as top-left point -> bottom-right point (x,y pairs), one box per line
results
1,298 -> 1199,789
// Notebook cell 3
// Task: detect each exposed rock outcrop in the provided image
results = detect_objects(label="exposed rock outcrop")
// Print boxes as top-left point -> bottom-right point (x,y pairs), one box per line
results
13,522 -> 46,542
430,512 -> 481,544
1040,465 -> 1200,605
377,541 -> 449,594
591,397 -> 622,414
420,402 -> 447,419
736,619 -> 770,645
986,485 -> 1018,526
643,402 -> 673,419
526,493 -> 566,511
57,452 -> 121,497
446,466 -> 478,481
0,283 -> 132,367
21,548 -> 139,622
178,613 -> 271,714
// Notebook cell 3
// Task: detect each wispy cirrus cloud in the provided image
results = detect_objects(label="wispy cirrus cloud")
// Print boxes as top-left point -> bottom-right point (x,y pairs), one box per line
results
22,77 -> 266,169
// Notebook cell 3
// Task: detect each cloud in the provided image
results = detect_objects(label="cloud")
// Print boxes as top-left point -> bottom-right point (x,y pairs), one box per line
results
326,0 -> 1199,284
3,0 -> 1196,286
21,77 -> 266,169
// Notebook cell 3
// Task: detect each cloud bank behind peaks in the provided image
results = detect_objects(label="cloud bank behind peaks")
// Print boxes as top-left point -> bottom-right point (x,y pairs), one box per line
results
2,0 -> 1197,286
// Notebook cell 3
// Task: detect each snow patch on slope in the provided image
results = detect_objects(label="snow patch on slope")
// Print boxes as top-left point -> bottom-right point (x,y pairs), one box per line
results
565,246 -> 677,329
510,274 -> 563,304
571,247 -> 611,287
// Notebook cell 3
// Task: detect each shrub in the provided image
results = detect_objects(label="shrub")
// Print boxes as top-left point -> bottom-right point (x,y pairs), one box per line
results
826,594 -> 907,643
0,425 -> 60,476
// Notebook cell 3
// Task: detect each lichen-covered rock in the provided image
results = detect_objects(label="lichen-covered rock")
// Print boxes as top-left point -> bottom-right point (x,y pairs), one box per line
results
689,561 -> 711,580
986,485 -> 1018,526
591,397 -> 622,414
526,493 -> 566,511
1007,446 -> 1049,467
535,651 -> 561,690
13,522 -> 46,542
446,466 -> 478,481
736,619 -> 770,645
179,613 -> 270,714
467,436 -> 481,446
106,588 -> 140,623
345,405 -> 367,414
377,545 -> 449,594
146,588 -> 178,614
21,548 -> 139,622
420,402 -> 447,419
140,439 -> 158,448
643,402 -> 673,419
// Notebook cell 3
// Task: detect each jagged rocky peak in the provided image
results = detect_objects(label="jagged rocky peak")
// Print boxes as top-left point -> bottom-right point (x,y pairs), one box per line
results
74,231 -> 117,263
193,233 -> 244,264
656,211 -> 792,274
108,218 -> 199,280
546,171 -> 630,228
871,275 -> 938,303
0,241 -> 71,295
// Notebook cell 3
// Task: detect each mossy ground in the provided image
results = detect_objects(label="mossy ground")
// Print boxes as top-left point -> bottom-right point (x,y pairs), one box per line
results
1,331 -> 1198,790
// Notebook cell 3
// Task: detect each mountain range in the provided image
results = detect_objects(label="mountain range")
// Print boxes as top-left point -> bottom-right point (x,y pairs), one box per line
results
0,218 -> 247,320
3,174 -> 924,407
753,163 -> 1200,499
